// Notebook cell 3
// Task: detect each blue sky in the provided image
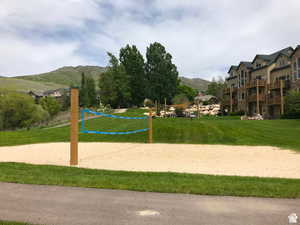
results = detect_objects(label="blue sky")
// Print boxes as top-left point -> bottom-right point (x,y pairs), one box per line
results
1,0 -> 300,80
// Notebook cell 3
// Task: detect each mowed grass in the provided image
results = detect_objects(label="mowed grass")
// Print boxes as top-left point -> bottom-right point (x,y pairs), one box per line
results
1,109 -> 300,151
1,162 -> 300,198
0,221 -> 37,225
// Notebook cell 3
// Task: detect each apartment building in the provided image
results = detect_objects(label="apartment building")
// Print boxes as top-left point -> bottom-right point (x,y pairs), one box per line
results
223,45 -> 300,118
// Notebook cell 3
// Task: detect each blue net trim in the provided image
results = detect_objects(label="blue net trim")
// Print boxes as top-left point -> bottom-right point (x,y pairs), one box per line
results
82,109 -> 148,119
81,128 -> 149,135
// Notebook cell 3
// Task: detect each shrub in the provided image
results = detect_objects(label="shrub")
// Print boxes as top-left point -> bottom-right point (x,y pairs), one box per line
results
283,91 -> 300,119
0,91 -> 48,130
175,107 -> 185,117
228,111 -> 245,116
40,97 -> 62,118
172,94 -> 189,105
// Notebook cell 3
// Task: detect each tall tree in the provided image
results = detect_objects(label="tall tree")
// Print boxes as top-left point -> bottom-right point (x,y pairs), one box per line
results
206,76 -> 225,100
99,53 -> 131,108
79,72 -> 89,107
86,77 -> 97,106
284,91 -> 300,118
119,45 -> 146,106
145,42 -> 179,103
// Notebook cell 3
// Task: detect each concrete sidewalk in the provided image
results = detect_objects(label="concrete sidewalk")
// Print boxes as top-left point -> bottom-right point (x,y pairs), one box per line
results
0,182 -> 299,225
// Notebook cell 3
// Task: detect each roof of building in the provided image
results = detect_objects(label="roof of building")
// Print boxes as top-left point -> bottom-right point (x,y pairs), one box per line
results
237,61 -> 253,71
251,47 -> 294,65
227,65 -> 238,74
291,45 -> 300,57
28,91 -> 44,97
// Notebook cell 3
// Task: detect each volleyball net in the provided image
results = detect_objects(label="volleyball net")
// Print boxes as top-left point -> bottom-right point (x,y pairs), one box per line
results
80,109 -> 149,135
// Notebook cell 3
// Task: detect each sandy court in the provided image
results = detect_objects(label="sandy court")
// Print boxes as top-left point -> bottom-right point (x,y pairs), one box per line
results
0,142 -> 299,179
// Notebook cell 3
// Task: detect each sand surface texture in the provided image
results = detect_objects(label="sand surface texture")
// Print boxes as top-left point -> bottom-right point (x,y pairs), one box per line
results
0,143 -> 299,178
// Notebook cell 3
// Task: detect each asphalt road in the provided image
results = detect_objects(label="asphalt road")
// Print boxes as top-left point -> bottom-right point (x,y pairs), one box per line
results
0,182 -> 299,225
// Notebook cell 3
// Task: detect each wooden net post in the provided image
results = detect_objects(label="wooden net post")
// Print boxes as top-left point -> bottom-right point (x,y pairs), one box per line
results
148,109 -> 153,143
70,88 -> 79,165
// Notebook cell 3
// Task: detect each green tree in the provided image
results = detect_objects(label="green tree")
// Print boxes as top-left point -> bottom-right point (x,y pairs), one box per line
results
284,91 -> 300,118
119,44 -> 146,106
177,83 -> 198,102
172,94 -> 189,105
61,88 -> 70,111
79,72 -> 89,107
0,91 -> 48,130
86,77 -> 97,106
40,97 -> 61,118
145,42 -> 179,103
206,76 -> 225,100
99,52 -> 131,108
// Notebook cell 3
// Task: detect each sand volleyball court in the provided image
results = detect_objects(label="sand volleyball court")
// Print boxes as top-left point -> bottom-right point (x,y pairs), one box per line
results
0,142 -> 299,179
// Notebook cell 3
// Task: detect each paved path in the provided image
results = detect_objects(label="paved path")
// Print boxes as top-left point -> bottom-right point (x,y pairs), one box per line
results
0,183 -> 299,225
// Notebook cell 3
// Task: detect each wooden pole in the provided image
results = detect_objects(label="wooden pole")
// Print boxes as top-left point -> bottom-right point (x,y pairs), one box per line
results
256,80 -> 260,115
280,79 -> 284,115
70,88 -> 79,166
148,109 -> 153,143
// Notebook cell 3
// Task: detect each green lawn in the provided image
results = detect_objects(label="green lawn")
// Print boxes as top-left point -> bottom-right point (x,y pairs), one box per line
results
1,162 -> 300,198
1,109 -> 300,151
0,221 -> 37,225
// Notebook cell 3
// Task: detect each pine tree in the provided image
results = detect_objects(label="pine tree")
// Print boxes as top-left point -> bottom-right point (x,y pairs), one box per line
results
86,77 -> 97,106
99,53 -> 131,108
79,72 -> 89,107
145,42 -> 179,103
119,45 -> 146,106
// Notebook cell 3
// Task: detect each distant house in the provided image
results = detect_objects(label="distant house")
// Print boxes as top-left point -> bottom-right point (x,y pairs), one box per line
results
28,88 -> 69,102
28,91 -> 44,102
194,93 -> 219,105
43,89 -> 63,98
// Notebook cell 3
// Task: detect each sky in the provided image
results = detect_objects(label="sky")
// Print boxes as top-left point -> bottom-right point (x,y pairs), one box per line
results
1,0 -> 300,80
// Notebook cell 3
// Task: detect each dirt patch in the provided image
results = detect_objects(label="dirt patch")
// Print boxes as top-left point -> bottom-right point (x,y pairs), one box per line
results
0,143 -> 299,178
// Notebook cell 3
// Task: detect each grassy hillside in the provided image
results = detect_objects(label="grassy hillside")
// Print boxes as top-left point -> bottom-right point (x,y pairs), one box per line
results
16,66 -> 107,87
180,77 -> 210,91
0,77 -> 67,93
1,109 -> 300,152
11,66 -> 209,92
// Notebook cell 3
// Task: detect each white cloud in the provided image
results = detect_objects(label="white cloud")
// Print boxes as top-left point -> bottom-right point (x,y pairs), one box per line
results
0,34 -> 94,76
1,0 -> 300,81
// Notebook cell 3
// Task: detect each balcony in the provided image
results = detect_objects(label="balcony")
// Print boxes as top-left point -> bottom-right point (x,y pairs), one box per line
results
248,94 -> 265,102
269,80 -> 288,90
222,99 -> 238,106
246,80 -> 266,89
268,96 -> 282,105
224,87 -> 238,94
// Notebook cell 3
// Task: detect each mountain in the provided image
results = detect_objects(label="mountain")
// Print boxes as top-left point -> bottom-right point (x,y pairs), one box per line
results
0,77 -> 66,93
1,66 -> 210,93
179,77 -> 210,91
16,66 -> 107,87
